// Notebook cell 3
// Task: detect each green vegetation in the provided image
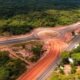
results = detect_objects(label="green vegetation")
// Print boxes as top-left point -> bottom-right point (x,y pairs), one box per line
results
0,67 -> 9,80
49,72 -> 80,80
0,51 -> 26,80
71,53 -> 80,62
31,44 -> 43,57
30,44 -> 43,62
11,41 -> 43,62
49,45 -> 80,80
61,45 -> 80,66
0,51 -> 9,66
0,0 -> 80,36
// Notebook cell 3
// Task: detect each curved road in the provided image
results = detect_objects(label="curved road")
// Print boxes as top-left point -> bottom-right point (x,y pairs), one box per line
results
0,22 -> 80,45
17,39 -> 67,80
0,22 -> 80,80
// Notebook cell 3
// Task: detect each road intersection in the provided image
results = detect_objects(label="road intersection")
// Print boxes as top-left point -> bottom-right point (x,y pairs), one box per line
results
0,22 -> 80,80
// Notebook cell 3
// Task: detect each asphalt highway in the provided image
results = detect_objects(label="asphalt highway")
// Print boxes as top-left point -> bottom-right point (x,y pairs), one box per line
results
37,52 -> 61,80
0,22 -> 80,80
66,35 -> 80,51
0,34 -> 38,45
0,22 -> 80,45
17,39 -> 67,80
39,35 -> 80,80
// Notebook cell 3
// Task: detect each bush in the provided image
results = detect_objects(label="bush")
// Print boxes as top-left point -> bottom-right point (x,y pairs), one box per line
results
31,44 -> 43,57
5,59 -> 26,77
0,51 -> 26,80
0,51 -> 9,66
61,51 -> 70,64
71,53 -> 80,65
0,67 -> 9,80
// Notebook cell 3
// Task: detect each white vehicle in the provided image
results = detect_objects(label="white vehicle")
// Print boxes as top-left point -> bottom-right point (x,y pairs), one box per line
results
74,44 -> 79,49
75,32 -> 78,35
68,58 -> 74,64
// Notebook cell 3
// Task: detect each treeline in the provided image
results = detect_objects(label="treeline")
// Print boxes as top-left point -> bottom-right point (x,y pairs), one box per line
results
0,0 -> 80,17
0,10 -> 80,36
0,51 -> 26,80
0,0 -> 80,36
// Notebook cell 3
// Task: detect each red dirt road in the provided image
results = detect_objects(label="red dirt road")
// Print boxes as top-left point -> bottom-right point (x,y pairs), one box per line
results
17,39 -> 67,80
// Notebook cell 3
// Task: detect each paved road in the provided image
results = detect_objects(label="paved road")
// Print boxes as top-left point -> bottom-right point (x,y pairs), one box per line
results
37,50 -> 61,80
17,39 -> 67,80
0,22 -> 80,45
0,22 -> 80,80
66,35 -> 80,51
0,34 -> 39,45
38,35 -> 80,80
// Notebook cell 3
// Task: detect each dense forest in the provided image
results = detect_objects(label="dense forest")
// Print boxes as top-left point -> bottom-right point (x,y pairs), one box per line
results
0,0 -> 80,35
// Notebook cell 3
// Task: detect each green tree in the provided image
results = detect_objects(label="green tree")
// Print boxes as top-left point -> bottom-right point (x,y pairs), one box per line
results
72,45 -> 80,53
61,51 -> 70,65
0,51 -> 9,66
31,44 -> 43,62
0,67 -> 9,80
31,44 -> 43,57
71,53 -> 80,65
5,59 -> 26,78
61,51 -> 69,59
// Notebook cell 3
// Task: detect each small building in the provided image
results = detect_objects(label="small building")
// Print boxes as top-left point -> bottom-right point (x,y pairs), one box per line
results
64,64 -> 71,75
76,66 -> 80,74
